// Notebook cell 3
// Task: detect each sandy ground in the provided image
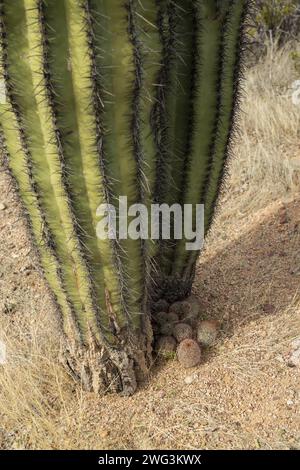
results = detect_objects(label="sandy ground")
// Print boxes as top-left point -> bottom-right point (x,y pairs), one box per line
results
0,166 -> 299,450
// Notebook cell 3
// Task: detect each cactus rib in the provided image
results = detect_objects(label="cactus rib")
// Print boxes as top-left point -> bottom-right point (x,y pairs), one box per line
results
184,0 -> 249,281
89,0 -> 145,327
0,4 -> 81,343
24,0 -> 108,342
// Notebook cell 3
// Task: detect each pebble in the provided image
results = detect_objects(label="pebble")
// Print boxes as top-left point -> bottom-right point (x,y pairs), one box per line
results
262,303 -> 275,314
184,373 -> 198,385
0,339 -> 7,365
0,202 -> 7,211
279,210 -> 288,225
287,337 -> 300,368
204,426 -> 219,433
287,348 -> 300,368
291,338 -> 300,350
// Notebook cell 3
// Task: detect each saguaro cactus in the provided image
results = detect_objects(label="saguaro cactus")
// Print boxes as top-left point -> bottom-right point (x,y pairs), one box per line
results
0,0 -> 250,395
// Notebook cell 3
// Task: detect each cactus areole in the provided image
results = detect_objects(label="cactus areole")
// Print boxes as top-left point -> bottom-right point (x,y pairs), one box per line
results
0,1 -> 249,395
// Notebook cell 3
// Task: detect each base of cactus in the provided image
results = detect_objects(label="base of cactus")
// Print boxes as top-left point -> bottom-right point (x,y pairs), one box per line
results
60,317 -> 153,396
154,275 -> 194,304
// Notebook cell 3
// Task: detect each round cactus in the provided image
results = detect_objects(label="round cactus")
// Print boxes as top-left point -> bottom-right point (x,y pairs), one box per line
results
197,320 -> 219,347
152,299 -> 169,314
155,311 -> 179,326
160,322 -> 175,336
177,339 -> 202,368
173,322 -> 193,342
155,336 -> 177,357
169,301 -> 190,317
182,302 -> 200,324
156,311 -> 179,336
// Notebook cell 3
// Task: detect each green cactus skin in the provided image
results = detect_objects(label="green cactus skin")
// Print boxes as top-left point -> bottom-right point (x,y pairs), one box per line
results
0,0 -> 250,395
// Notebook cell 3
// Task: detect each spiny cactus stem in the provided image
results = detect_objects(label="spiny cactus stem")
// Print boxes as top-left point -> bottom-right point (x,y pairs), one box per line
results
0,1 -> 82,343
184,0 -> 249,281
132,0 -> 165,309
83,0 -> 134,330
26,0 -> 105,342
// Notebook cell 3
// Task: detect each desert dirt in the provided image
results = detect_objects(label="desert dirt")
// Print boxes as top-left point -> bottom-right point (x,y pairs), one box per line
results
0,45 -> 299,450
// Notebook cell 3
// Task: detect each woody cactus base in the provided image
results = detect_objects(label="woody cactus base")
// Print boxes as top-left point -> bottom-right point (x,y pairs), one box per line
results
0,0 -> 250,395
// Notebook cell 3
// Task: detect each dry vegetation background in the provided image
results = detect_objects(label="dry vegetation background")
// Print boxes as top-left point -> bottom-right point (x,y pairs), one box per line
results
0,42 -> 300,449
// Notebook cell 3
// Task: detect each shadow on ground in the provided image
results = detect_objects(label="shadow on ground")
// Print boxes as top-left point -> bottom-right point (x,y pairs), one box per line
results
191,196 -> 300,360
148,196 -> 300,377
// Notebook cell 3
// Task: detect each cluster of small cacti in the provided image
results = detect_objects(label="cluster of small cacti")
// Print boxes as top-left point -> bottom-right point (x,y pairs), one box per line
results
153,295 -> 219,368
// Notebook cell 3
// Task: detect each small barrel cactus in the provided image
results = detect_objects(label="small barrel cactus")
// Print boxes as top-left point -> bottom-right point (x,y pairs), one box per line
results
155,336 -> 177,357
177,339 -> 202,368
173,323 -> 194,343
197,320 -> 219,347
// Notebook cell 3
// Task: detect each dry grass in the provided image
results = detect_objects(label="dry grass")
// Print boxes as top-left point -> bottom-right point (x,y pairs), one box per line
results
0,44 -> 300,450
216,44 -> 300,233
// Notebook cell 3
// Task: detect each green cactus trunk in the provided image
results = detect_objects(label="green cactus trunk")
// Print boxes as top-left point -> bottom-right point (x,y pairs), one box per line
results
0,0 -> 249,395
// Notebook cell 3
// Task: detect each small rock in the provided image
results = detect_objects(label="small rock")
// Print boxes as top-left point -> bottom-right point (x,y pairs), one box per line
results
279,210 -> 288,225
275,355 -> 284,363
287,348 -> 300,368
290,267 -> 300,276
291,338 -> 300,350
204,425 -> 219,433
3,303 -> 16,315
173,323 -> 193,342
99,430 -> 109,439
177,339 -> 201,368
0,340 -> 6,365
262,303 -> 275,314
197,320 -> 219,347
20,264 -> 34,273
0,202 -> 6,211
286,337 -> 300,368
184,372 -> 198,385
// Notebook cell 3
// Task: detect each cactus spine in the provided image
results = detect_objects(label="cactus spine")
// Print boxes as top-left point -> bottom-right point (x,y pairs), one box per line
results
0,0 -> 250,394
